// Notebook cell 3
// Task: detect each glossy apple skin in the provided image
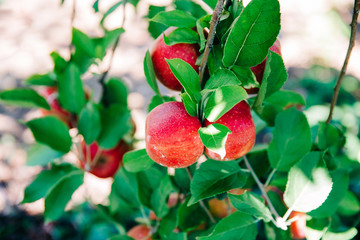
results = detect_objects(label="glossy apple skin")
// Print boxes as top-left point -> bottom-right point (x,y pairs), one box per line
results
127,225 -> 152,240
248,39 -> 282,94
80,141 -> 130,178
151,29 -> 200,91
40,87 -> 72,125
145,102 -> 204,168
204,101 -> 256,161
289,211 -> 306,239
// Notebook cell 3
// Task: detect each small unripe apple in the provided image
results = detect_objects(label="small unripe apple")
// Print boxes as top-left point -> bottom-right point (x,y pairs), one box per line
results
289,211 -> 306,239
145,101 -> 204,168
208,198 -> 229,219
80,140 -> 130,178
151,28 -> 200,91
204,101 -> 256,161
127,225 -> 152,240
39,87 -> 71,126
248,39 -> 282,93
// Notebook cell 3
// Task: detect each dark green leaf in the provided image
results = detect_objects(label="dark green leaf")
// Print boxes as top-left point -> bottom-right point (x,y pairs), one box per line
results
181,92 -> 197,117
148,95 -> 175,112
267,108 -> 312,171
204,85 -> 247,122
78,102 -> 101,144
163,28 -> 199,46
50,51 -> 67,75
108,235 -> 133,240
112,168 -> 140,208
144,50 -> 161,96
222,0 -> 280,67
208,45 -> 224,75
150,10 -> 197,28
22,163 -> 77,203
151,175 -> 177,218
198,123 -> 231,160
337,191 -> 360,216
196,15 -> 211,51
44,170 -> 84,221
25,72 -> 56,86
284,152 -> 333,213
317,122 -> 340,150
305,218 -> 330,240
136,167 -> 164,208
204,69 -> 240,90
229,191 -> 273,222
322,227 -> 357,240
202,0 -> 217,9
174,0 -> 207,18
198,212 -> 257,240
0,88 -> 50,110
26,116 -> 72,153
147,5 -> 168,39
92,0 -> 99,12
166,58 -> 201,102
97,104 -> 131,149
58,63 -> 86,114
177,197 -> 207,232
102,78 -> 128,106
123,149 -> 154,172
231,66 -> 258,89
189,159 -> 248,205
26,143 -> 64,166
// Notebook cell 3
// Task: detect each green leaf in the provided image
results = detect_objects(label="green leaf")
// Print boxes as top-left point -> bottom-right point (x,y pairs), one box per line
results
163,28 -> 199,46
50,51 -> 67,75
222,0 -> 280,67
102,78 -> 128,107
208,45 -> 224,75
78,102 -> 101,144
148,95 -> 175,112
103,28 -> 125,49
112,168 -> 140,208
44,170 -> 84,221
305,218 -> 330,240
202,0 -> 217,9
337,191 -> 360,216
0,88 -> 50,110
92,0 -> 99,12
150,10 -> 197,28
229,191 -> 273,222
231,66 -> 258,89
144,50 -> 161,96
308,169 -> 349,218
22,163 -> 77,203
108,235 -> 133,240
166,58 -> 201,102
174,0 -> 207,19
189,159 -> 248,205
198,124 -> 231,160
151,175 -> 177,218
26,116 -> 72,153
204,85 -> 247,122
136,167 -> 164,208
101,1 -> 123,25
258,90 -> 305,126
181,92 -> 197,117
72,28 -> 96,57
97,104 -> 131,149
58,63 -> 86,114
196,15 -> 211,51
317,122 -> 340,150
147,5 -> 168,39
284,152 -> 333,213
123,149 -> 154,172
26,143 -> 64,166
204,69 -> 240,90
322,227 -> 358,240
25,72 -> 56,86
177,197 -> 207,232
267,108 -> 312,171
198,212 -> 257,240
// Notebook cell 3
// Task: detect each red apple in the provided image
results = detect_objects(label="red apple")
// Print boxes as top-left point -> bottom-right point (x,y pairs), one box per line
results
289,211 -> 306,239
80,140 -> 130,178
127,225 -> 152,240
151,28 -> 200,91
39,87 -> 72,126
145,101 -> 204,168
248,39 -> 282,94
204,101 -> 256,161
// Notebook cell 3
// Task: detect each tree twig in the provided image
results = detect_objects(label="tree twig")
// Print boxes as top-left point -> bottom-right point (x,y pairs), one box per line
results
326,0 -> 360,123
185,167 -> 216,224
198,0 -> 225,86
243,155 -> 287,230
69,0 -> 76,53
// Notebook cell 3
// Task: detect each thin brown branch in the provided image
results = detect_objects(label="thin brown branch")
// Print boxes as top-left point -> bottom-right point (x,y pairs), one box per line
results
198,0 -> 225,86
185,167 -> 216,224
326,0 -> 360,123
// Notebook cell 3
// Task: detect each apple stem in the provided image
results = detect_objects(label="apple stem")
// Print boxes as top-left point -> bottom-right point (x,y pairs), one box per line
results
198,0 -> 225,87
326,0 -> 360,124
264,168 -> 277,188
185,167 -> 216,224
90,146 -> 103,169
243,155 -> 286,230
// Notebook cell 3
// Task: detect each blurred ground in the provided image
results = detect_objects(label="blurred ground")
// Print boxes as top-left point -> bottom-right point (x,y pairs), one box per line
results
0,0 -> 359,238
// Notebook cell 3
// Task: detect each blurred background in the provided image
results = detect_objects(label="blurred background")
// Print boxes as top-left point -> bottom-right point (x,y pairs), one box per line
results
0,0 -> 359,239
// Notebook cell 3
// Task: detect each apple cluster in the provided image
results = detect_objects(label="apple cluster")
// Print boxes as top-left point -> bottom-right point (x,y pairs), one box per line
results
144,28 -> 284,168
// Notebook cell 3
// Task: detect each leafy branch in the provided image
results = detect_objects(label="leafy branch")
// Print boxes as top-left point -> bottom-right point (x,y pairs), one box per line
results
326,0 -> 360,123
